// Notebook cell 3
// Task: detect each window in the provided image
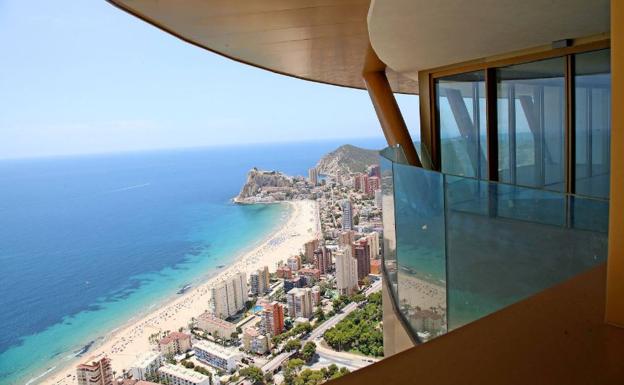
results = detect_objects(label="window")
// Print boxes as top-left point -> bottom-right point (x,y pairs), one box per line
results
436,71 -> 487,179
496,57 -> 566,191
575,49 -> 611,199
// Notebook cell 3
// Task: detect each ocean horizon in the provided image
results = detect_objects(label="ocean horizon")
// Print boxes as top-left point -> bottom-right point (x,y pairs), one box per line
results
0,138 -> 386,385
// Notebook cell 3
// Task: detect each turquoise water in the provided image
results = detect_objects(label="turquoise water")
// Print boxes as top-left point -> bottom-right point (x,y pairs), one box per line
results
0,139 -> 386,385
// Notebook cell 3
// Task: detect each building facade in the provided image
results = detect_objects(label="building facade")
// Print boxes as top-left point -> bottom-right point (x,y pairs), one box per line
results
286,287 -> 313,319
261,301 -> 285,336
313,246 -> 332,274
76,357 -> 113,385
158,332 -> 192,356
157,364 -> 211,385
129,351 -> 162,381
196,311 -> 237,339
211,271 -> 247,319
335,247 -> 359,296
193,340 -> 242,372
341,199 -> 353,230
353,238 -> 371,281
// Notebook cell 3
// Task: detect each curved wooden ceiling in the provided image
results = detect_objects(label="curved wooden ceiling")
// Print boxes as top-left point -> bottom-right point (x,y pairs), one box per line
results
107,0 -> 418,93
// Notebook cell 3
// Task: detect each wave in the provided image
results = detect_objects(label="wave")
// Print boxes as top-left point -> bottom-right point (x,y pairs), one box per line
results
25,366 -> 56,385
106,183 -> 151,193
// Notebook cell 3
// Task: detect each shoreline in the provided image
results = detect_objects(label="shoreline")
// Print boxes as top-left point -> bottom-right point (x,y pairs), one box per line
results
39,199 -> 319,385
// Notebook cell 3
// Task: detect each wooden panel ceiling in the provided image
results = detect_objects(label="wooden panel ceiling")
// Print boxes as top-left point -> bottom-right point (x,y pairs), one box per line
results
107,0 -> 418,93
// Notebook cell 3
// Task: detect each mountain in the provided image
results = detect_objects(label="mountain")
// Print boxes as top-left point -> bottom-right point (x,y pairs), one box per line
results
315,144 -> 379,177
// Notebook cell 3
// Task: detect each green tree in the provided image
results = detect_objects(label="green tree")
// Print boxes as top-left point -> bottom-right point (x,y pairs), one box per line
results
239,366 -> 264,384
301,341 -> 316,363
284,338 -> 302,352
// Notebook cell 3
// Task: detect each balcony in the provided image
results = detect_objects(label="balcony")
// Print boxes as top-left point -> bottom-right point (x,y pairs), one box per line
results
379,145 -> 609,342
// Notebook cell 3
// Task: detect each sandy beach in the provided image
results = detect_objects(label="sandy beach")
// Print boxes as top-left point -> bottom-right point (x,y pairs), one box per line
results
42,199 -> 319,385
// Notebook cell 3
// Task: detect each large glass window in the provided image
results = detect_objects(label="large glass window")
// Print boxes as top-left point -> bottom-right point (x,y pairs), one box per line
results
575,49 -> 611,199
436,72 -> 487,179
496,57 -> 566,191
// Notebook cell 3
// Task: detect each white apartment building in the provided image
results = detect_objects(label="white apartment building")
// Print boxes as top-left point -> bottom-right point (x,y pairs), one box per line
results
250,266 -> 270,296
286,287 -> 313,319
129,351 -> 162,381
335,247 -> 359,296
158,364 -> 212,385
341,199 -> 353,230
211,271 -> 247,319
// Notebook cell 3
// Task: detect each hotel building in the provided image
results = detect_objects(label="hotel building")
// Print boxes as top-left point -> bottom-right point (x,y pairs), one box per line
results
211,271 -> 247,319
304,239 -> 319,262
76,357 -> 113,385
193,340 -> 242,372
196,311 -> 237,339
106,1 -> 624,383
128,351 -> 162,381
157,364 -> 212,385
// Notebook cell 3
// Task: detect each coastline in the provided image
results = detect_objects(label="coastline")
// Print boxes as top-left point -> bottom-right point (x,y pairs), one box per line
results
40,199 -> 319,385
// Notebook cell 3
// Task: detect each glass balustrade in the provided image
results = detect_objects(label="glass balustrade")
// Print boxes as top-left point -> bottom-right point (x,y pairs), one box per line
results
380,146 -> 608,342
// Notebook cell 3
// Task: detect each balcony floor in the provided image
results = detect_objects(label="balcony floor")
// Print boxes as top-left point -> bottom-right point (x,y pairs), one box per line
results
329,263 -> 624,385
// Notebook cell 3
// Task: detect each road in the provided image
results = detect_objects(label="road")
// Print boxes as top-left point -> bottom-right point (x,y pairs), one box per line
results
260,279 -> 381,374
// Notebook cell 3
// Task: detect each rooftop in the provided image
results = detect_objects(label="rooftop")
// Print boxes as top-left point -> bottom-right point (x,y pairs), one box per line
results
159,364 -> 208,381
193,340 -> 241,359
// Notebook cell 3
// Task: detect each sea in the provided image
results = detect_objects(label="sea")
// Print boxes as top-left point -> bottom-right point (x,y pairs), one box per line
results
0,138 -> 385,385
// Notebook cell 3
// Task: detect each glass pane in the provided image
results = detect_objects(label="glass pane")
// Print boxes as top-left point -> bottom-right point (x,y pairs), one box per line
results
393,163 -> 447,341
445,177 -> 607,330
575,49 -> 611,199
497,57 -> 565,191
436,71 -> 487,179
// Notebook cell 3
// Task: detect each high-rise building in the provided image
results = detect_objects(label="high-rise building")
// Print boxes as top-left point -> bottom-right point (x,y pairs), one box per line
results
304,239 -> 319,262
261,301 -> 285,336
276,265 -> 292,279
374,189 -> 383,209
335,247 -> 359,297
367,231 -> 381,259
366,176 -> 380,196
354,173 -> 369,193
250,268 -> 269,296
211,271 -> 247,319
308,167 -> 318,186
287,255 -> 301,271
339,230 -> 356,248
286,287 -> 313,319
76,357 -> 113,385
368,164 -> 381,178
353,238 -> 371,281
341,199 -> 353,230
313,246 -> 332,274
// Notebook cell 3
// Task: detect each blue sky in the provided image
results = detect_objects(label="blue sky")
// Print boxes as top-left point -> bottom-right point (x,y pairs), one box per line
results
0,0 -> 419,159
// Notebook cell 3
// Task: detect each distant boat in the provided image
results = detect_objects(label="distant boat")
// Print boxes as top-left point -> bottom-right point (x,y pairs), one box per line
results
217,264 -> 226,269
177,284 -> 192,294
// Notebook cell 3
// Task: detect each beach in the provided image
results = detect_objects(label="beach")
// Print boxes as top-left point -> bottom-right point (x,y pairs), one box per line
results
41,199 -> 319,385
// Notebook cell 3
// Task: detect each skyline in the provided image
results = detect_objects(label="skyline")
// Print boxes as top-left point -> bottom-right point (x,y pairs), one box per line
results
0,0 -> 419,160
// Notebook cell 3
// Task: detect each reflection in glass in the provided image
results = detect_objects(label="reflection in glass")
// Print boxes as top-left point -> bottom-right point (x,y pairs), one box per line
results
497,57 -> 565,191
393,163 -> 447,341
575,49 -> 611,199
436,72 -> 487,179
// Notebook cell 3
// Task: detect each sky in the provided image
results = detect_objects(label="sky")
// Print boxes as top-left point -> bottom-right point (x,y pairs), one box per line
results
0,0 -> 419,159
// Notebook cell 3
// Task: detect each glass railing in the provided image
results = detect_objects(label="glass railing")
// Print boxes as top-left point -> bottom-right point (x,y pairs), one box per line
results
380,145 -> 609,342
